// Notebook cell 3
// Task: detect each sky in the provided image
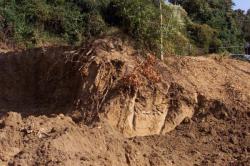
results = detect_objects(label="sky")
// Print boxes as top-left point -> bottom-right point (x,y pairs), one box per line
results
233,0 -> 250,12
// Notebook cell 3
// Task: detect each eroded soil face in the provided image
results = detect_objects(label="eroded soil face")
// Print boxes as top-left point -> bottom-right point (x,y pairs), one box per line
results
0,38 -> 249,165
0,47 -> 82,115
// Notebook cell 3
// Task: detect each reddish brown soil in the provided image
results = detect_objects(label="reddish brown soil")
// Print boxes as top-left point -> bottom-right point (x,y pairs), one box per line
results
0,38 -> 249,165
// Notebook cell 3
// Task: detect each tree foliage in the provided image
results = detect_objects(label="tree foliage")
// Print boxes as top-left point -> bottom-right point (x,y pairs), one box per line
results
105,0 -> 161,52
170,0 -> 245,53
0,0 -> 248,55
0,0 -> 108,46
234,9 -> 250,43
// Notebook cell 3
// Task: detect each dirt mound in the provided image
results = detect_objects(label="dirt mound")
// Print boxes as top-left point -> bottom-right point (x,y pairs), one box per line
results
0,37 -> 249,165
0,38 -> 196,137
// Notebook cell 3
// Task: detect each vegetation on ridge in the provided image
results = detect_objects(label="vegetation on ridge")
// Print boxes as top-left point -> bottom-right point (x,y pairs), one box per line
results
0,0 -> 249,55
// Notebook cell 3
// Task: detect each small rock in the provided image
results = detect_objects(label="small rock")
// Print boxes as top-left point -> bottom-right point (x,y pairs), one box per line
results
27,129 -> 33,134
58,114 -> 65,119
209,128 -> 217,136
23,136 -> 30,143
185,133 -> 196,139
183,117 -> 191,124
20,126 -> 33,134
3,112 -> 23,127
64,127 -> 69,132
50,127 -> 57,133
229,136 -> 238,144
190,149 -> 200,155
37,128 -> 51,139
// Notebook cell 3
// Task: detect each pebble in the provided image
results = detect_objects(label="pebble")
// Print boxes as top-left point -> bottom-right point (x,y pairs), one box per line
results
185,133 -> 196,139
183,117 -> 191,124
229,136 -> 238,144
209,128 -> 217,136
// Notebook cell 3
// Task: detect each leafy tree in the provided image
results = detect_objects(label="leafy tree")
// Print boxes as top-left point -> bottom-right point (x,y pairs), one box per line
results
105,0 -> 160,51
170,0 -> 244,53
0,0 -> 246,55
187,23 -> 221,53
0,0 -> 107,46
243,10 -> 250,42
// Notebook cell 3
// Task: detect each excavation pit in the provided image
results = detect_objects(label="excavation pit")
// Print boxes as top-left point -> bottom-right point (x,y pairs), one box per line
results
0,47 -> 82,116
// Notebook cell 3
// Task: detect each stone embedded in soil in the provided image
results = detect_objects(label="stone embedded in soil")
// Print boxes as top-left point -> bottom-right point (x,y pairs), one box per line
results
185,133 -> 196,139
183,117 -> 192,124
2,112 -> 23,128
209,128 -> 217,136
229,136 -> 239,145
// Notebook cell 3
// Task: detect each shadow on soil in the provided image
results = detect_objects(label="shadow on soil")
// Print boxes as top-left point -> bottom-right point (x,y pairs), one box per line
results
0,47 -> 83,117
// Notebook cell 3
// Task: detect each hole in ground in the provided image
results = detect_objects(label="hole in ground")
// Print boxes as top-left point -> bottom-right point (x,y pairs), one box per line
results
0,47 -> 83,117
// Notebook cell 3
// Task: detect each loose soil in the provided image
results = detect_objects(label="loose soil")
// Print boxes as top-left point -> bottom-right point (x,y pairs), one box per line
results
0,37 -> 249,165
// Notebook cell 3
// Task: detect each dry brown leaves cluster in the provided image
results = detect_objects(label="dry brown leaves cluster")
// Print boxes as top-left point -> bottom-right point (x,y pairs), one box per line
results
122,54 -> 161,90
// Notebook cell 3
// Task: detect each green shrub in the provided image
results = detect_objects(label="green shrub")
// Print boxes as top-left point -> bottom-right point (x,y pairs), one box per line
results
85,12 -> 107,38
105,0 -> 160,52
187,23 -> 221,53
0,0 -> 243,56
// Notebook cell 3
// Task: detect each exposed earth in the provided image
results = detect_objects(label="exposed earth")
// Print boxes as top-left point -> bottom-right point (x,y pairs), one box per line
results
0,37 -> 249,165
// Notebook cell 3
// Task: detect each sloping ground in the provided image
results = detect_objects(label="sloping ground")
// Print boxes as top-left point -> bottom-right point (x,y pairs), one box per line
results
0,37 -> 249,165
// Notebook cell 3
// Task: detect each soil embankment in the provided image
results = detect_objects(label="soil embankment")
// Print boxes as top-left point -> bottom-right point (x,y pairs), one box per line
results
0,37 -> 249,165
